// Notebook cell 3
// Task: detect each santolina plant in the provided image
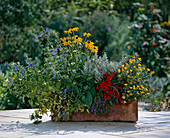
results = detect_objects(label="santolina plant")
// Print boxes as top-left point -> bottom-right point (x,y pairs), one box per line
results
3,27 -> 151,123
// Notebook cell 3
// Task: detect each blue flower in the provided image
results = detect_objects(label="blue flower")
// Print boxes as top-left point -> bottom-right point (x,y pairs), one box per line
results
57,116 -> 61,120
57,70 -> 61,73
14,68 -> 17,72
52,51 -> 55,55
46,27 -> 49,32
62,112 -> 66,116
28,63 -> 31,68
55,48 -> 58,52
53,74 -> 56,79
34,65 -> 36,68
64,89 -> 67,92
38,32 -> 44,37
59,94 -> 63,98
64,53 -> 67,56
59,57 -> 62,61
25,59 -> 28,62
20,71 -> 24,75
8,82 -> 10,83
63,97 -> 66,100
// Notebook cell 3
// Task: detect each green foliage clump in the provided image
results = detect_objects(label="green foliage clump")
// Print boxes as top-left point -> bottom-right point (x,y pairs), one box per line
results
4,28 -> 98,122
126,4 -> 169,77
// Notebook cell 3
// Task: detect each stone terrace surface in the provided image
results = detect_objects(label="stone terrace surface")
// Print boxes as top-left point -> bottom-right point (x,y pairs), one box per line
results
0,108 -> 170,138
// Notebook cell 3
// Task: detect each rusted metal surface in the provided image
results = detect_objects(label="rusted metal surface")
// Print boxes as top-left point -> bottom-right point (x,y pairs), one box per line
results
52,101 -> 138,122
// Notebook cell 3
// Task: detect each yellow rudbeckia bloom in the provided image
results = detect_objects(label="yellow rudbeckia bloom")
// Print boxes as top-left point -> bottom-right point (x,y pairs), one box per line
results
91,46 -> 98,53
72,35 -> 82,43
85,40 -> 94,49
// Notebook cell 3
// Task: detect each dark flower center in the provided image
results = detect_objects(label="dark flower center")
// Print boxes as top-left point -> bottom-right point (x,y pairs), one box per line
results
76,37 -> 78,39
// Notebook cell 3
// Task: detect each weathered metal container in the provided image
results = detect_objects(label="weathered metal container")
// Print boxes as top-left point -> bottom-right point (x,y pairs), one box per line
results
52,101 -> 138,122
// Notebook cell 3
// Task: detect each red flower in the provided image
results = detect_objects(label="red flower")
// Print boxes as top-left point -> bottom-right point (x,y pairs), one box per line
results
121,81 -> 124,84
107,90 -> 114,95
127,45 -> 130,49
104,72 -> 109,78
165,51 -> 167,54
150,6 -> 154,10
115,93 -> 120,99
146,37 -> 149,41
104,92 -> 110,100
152,42 -> 157,46
153,11 -> 156,14
164,32 -> 167,35
117,87 -> 122,90
96,85 -> 100,90
106,76 -> 112,81
152,29 -> 156,33
111,72 -> 115,75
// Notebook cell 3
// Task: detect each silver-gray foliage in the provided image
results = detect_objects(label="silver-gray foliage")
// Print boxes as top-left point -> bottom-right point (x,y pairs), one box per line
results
83,53 -> 120,82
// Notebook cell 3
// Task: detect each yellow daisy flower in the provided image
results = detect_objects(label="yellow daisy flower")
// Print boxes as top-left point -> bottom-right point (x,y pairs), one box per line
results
72,35 -> 82,43
123,101 -> 127,103
122,96 -> 126,99
138,58 -> 141,60
85,40 -> 94,49
72,27 -> 79,32
83,32 -> 87,37
91,46 -> 98,53
64,40 -> 71,45
86,33 -> 91,37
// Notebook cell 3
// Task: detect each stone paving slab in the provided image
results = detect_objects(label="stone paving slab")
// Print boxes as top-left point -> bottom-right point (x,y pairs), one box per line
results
0,109 -> 169,138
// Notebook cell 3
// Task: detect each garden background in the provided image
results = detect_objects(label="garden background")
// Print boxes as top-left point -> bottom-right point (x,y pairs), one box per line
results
0,0 -> 169,112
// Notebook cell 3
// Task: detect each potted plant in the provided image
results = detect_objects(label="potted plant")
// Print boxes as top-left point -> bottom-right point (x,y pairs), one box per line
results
4,27 -> 150,124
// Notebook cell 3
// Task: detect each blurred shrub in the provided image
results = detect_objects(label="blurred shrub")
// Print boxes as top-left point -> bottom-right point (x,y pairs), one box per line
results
125,4 -> 169,77
143,76 -> 169,111
0,70 -> 31,110
78,13 -> 129,61
0,0 -> 53,63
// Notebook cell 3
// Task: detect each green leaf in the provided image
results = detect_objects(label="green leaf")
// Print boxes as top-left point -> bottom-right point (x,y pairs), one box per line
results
90,87 -> 96,97
83,86 -> 88,90
85,92 -> 92,108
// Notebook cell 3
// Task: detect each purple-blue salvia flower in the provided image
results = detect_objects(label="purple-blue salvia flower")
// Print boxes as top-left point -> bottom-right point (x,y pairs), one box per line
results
20,71 -> 24,75
25,59 -> 28,62
64,89 -> 67,92
55,48 -> 58,52
57,116 -> 61,120
34,65 -> 36,68
28,63 -> 31,68
59,57 -> 62,61
53,74 -> 56,79
64,53 -> 67,56
57,70 -> 61,73
38,32 -> 44,37
52,51 -> 55,55
62,112 -> 66,116
46,27 -> 49,32
59,94 -> 64,98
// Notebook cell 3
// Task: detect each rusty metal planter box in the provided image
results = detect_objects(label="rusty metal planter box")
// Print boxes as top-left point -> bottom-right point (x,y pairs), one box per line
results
52,101 -> 138,122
